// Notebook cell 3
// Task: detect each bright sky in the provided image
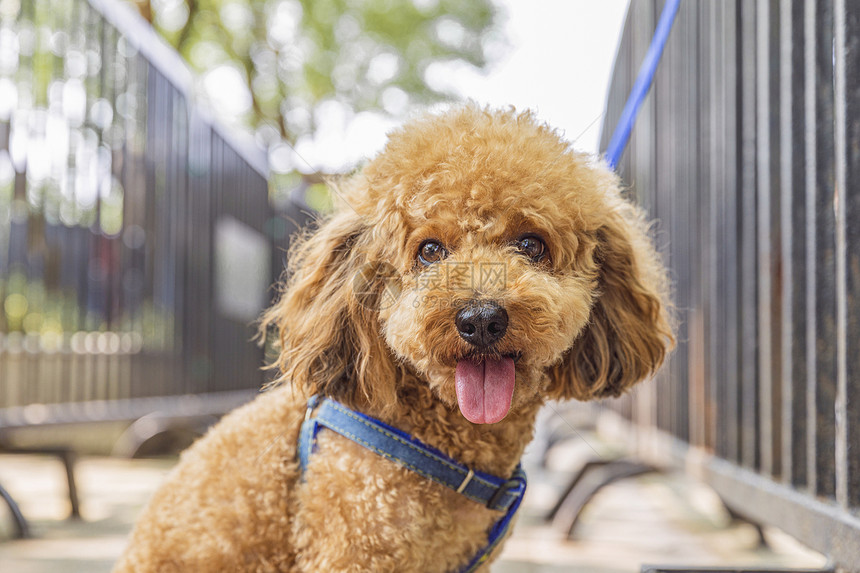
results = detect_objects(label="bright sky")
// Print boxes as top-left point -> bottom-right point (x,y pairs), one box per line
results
431,0 -> 631,153
278,1 -> 631,173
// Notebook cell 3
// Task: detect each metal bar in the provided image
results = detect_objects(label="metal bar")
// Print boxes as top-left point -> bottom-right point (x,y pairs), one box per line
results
673,0 -> 693,445
803,0 -> 820,497
756,0 -> 775,477
701,0 -> 718,451
766,0 -> 784,480
684,1 -> 705,449
711,0 -> 728,458
722,0 -> 741,465
739,0 -> 760,472
811,0 -> 837,500
778,0 -> 794,487
832,0 -> 849,510
703,0 -> 719,453
842,0 -> 860,511
781,0 -> 810,491
654,0 -> 672,437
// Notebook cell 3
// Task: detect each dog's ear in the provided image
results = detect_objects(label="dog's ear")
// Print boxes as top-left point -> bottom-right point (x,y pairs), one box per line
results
261,209 -> 399,412
549,205 -> 674,401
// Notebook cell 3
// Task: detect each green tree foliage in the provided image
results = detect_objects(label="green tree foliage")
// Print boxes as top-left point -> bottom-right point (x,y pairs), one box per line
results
132,0 -> 498,144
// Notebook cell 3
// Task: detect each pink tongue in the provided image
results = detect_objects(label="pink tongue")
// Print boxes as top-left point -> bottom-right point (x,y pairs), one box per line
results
455,357 -> 516,424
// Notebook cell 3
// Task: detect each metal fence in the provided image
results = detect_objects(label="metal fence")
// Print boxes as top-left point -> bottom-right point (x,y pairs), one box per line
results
601,0 -> 860,569
0,0 -> 300,430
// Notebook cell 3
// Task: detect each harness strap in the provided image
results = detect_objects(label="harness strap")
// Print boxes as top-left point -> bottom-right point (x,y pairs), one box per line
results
298,395 -> 527,572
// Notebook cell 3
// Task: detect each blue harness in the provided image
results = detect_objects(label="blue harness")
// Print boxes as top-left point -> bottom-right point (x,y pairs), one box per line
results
298,395 -> 527,573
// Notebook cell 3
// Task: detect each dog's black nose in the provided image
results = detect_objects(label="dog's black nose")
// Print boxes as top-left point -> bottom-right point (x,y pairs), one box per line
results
455,301 -> 508,348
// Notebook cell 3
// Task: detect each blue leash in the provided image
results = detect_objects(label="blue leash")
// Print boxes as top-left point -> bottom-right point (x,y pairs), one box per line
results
298,396 -> 527,573
604,0 -> 681,169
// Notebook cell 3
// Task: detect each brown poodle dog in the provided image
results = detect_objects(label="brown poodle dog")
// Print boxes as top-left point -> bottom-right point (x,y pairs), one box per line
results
114,105 -> 673,572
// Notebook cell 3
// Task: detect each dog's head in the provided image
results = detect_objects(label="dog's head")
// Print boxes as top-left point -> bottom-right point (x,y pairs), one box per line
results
263,105 -> 673,422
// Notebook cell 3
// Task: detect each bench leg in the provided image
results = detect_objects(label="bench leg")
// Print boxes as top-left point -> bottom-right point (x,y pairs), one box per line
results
549,458 -> 658,539
59,450 -> 81,519
2,448 -> 81,520
0,480 -> 29,539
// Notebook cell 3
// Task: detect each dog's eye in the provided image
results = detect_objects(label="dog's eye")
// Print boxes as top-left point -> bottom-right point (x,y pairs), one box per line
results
515,235 -> 546,262
418,240 -> 448,265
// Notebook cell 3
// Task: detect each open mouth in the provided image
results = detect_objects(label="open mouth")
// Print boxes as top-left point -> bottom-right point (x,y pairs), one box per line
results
454,350 -> 522,425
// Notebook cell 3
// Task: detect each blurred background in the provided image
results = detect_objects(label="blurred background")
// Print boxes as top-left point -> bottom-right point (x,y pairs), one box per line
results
1,0 -> 855,571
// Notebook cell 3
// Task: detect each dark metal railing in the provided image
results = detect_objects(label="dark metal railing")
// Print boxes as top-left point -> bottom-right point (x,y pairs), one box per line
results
0,0 -> 301,428
601,0 -> 860,570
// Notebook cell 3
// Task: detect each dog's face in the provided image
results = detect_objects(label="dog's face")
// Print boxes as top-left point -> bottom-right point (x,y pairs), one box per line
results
376,170 -> 601,424
264,106 -> 673,423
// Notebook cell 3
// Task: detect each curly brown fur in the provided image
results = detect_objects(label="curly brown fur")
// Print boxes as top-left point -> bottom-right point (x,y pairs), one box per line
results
114,104 -> 674,573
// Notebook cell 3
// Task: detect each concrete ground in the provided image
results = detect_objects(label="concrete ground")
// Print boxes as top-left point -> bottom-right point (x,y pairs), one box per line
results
0,425 -> 828,573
